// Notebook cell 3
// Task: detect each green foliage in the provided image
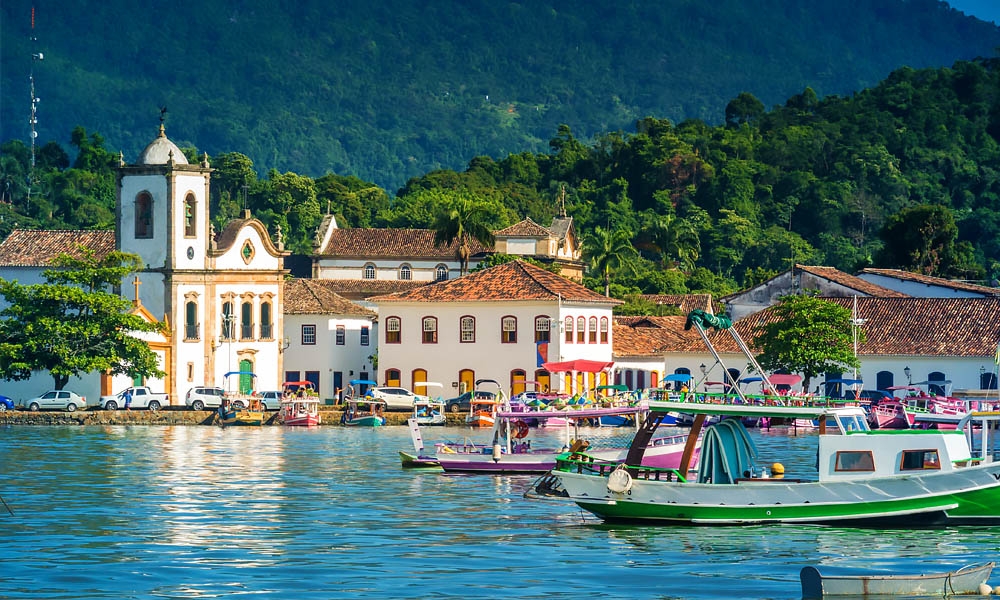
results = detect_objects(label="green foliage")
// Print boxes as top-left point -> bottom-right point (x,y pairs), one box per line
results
430,192 -> 498,275
582,226 -> 640,296
471,253 -> 558,274
0,249 -> 165,389
752,294 -> 864,391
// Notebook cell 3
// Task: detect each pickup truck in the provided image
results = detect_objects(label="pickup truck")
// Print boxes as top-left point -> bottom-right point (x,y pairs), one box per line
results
99,386 -> 169,410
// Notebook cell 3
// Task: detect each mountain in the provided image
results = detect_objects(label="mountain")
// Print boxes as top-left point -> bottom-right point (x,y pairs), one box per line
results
2,0 -> 999,192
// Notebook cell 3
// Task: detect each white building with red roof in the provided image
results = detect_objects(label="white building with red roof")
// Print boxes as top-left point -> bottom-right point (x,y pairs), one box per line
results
282,278 -> 378,401
370,260 -> 620,398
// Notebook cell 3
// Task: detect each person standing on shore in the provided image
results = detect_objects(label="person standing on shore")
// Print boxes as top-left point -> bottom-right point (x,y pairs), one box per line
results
123,388 -> 133,411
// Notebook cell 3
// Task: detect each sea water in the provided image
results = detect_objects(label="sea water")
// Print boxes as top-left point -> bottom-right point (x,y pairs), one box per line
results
1,424 -> 997,599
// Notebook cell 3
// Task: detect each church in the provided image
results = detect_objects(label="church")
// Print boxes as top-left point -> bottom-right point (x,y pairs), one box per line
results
0,124 -> 288,404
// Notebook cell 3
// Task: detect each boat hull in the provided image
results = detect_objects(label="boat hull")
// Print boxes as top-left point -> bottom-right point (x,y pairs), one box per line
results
555,461 -> 1000,525
437,435 -> 695,474
800,562 -> 994,598
284,414 -> 321,427
345,416 -> 385,427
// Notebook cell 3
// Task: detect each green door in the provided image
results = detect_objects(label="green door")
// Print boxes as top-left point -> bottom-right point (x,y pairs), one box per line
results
239,359 -> 254,394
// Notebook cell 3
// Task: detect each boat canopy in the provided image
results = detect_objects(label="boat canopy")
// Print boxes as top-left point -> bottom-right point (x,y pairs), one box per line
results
225,371 -> 257,379
768,374 -> 803,386
541,359 -> 614,373
663,373 -> 693,382
595,384 -> 629,392
824,378 -> 863,386
349,379 -> 378,386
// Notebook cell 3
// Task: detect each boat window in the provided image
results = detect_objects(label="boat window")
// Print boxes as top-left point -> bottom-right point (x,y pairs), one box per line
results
900,449 -> 941,471
838,415 -> 869,432
834,451 -> 875,472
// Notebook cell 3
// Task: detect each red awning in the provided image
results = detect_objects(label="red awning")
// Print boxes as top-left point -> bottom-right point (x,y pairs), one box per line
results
541,359 -> 615,373
768,374 -> 803,386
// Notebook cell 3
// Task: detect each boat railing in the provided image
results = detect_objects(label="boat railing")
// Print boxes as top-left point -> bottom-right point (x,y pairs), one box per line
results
664,391 -> 861,409
553,452 -> 688,482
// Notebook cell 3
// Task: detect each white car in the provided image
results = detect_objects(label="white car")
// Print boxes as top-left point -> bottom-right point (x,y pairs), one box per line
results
20,390 -> 88,412
367,386 -> 423,411
184,386 -> 225,410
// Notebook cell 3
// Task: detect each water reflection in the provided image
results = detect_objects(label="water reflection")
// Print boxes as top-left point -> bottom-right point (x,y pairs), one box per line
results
1,424 -> 998,600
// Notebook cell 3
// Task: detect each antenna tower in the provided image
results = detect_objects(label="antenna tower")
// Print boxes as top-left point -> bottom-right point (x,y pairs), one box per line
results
27,4 -> 43,203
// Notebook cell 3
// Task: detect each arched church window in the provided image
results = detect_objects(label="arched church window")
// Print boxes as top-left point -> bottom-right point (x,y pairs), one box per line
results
184,193 -> 197,237
135,192 -> 153,239
260,301 -> 273,339
241,300 -> 254,340
185,300 -> 199,340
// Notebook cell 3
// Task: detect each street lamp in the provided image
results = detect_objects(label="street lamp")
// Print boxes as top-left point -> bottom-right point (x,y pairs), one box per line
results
699,363 -> 707,375
223,312 -> 236,391
904,366 -> 911,384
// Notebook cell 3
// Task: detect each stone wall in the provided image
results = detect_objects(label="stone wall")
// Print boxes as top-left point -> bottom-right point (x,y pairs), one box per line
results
0,408 -> 466,426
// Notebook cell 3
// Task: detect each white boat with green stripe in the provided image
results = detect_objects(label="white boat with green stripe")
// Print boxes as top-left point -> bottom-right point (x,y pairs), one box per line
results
538,400 -> 1000,526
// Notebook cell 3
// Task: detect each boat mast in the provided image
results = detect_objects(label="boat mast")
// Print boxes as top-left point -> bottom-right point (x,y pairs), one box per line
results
27,4 -> 43,204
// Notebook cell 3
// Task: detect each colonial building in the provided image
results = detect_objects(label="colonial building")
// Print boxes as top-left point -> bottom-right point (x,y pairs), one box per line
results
721,264 -> 908,321
371,260 -> 620,398
282,278 -> 378,401
310,214 -> 586,303
857,268 -> 1000,298
493,216 -> 584,281
117,125 -> 290,403
310,216 -> 485,303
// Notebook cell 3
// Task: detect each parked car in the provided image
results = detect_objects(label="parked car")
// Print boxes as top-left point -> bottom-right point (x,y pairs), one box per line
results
19,390 -> 88,412
258,391 -> 283,411
444,390 -> 497,414
367,386 -> 423,411
185,386 -> 225,410
0,394 -> 15,412
99,386 -> 169,410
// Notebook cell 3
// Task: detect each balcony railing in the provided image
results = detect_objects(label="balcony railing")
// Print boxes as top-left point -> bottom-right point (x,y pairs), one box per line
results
184,323 -> 200,341
260,323 -> 273,339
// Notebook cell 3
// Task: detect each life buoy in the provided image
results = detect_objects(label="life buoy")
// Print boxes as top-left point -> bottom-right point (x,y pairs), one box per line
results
513,420 -> 530,439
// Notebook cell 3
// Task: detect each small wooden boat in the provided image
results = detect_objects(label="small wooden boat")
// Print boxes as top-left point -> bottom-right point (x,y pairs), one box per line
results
412,398 -> 446,426
399,418 -> 441,468
800,562 -> 994,598
281,398 -> 321,427
341,398 -> 386,427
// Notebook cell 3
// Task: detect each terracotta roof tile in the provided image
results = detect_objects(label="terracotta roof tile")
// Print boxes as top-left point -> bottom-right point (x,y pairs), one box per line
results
859,268 -> 1000,296
494,217 -> 551,237
720,297 -> 1000,358
283,279 -> 376,317
613,316 -> 701,357
310,279 -> 430,300
371,260 -> 621,304
319,228 -> 491,258
0,229 -> 115,267
639,294 -> 714,314
794,264 -> 910,297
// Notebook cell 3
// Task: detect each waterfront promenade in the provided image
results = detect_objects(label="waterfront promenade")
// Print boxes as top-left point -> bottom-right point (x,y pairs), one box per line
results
0,407 -> 460,426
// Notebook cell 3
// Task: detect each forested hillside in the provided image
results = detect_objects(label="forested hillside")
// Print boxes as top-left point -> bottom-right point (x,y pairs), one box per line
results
3,59 -> 999,305
1,0 -> 998,192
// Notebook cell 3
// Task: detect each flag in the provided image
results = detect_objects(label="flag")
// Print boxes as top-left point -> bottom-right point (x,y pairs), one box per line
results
536,341 -> 549,368
995,340 -> 1000,365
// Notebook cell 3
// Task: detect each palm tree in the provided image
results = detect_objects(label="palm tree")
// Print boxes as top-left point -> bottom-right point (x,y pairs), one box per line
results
642,214 -> 701,271
432,197 -> 495,276
582,226 -> 639,296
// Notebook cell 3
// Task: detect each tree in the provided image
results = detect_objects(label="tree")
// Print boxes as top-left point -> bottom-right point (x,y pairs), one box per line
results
752,294 -> 863,393
877,203 -> 981,277
431,194 -> 496,276
0,249 -> 165,389
582,226 -> 639,296
725,92 -> 765,128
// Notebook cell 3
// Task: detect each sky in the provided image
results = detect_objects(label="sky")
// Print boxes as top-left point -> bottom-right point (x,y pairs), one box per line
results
945,0 -> 1000,24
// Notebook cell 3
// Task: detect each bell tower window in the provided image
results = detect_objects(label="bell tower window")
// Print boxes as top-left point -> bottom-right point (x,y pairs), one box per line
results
184,193 -> 197,238
135,192 -> 153,239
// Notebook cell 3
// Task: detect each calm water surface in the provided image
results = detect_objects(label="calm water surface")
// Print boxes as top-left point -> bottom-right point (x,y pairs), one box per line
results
1,424 -> 998,599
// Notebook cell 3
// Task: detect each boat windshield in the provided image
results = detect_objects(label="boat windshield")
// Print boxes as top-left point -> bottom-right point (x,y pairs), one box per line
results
836,412 -> 870,432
